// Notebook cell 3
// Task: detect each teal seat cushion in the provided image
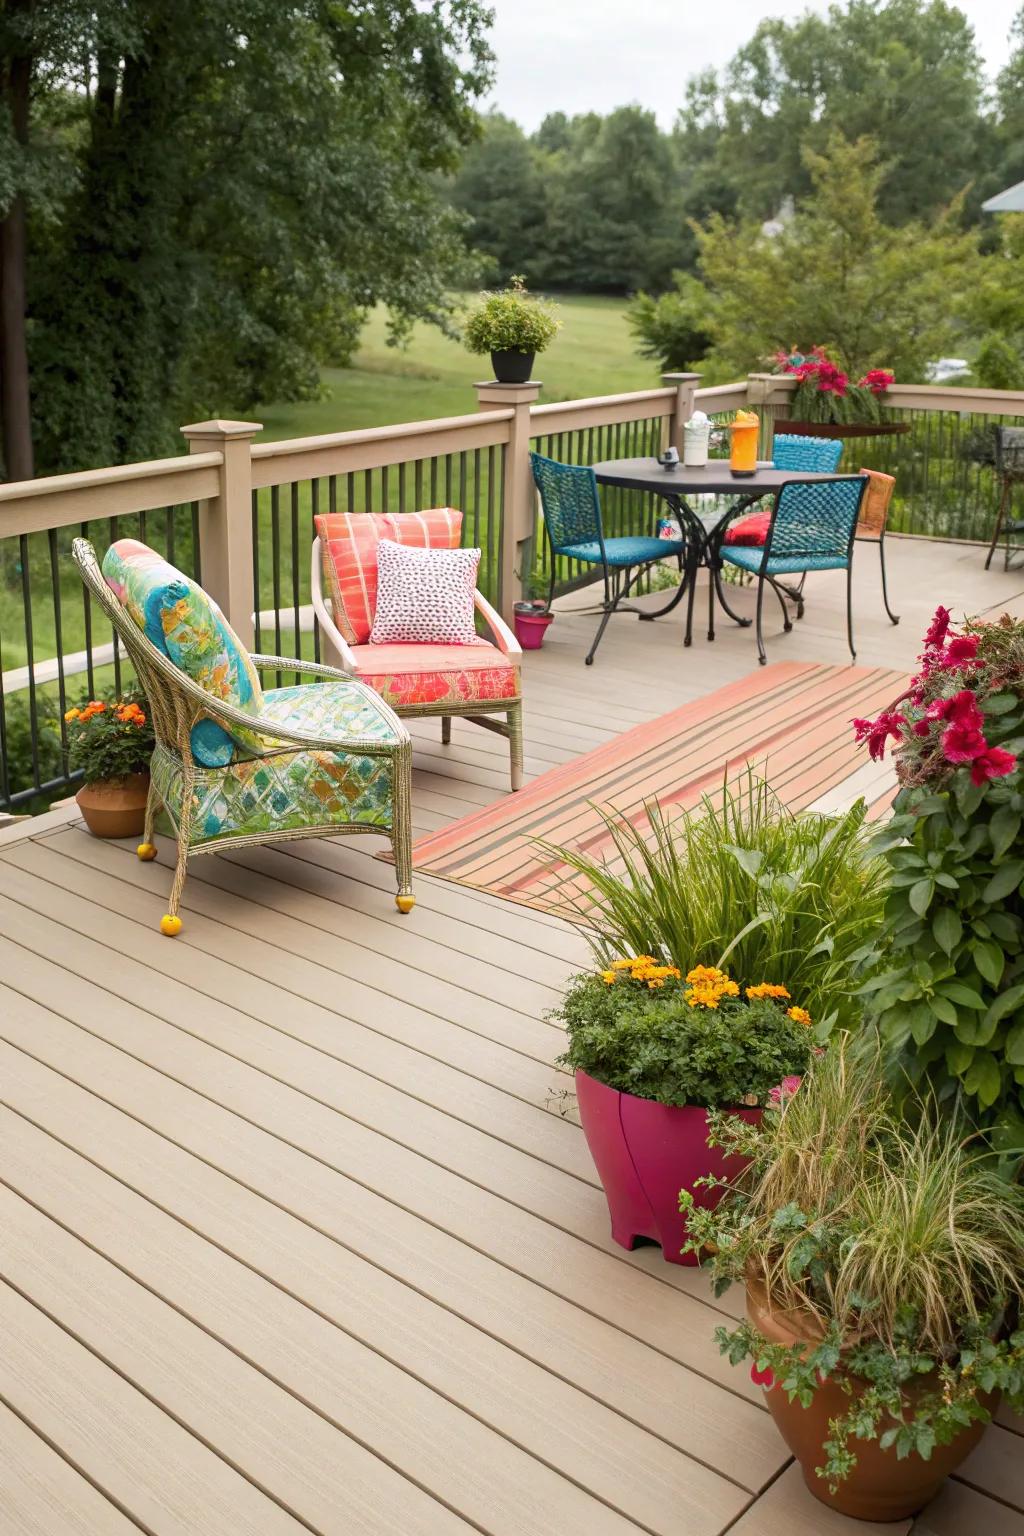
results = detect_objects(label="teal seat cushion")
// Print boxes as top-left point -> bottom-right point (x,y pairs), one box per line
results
102,538 -> 265,768
722,547 -> 849,576
559,536 -> 686,567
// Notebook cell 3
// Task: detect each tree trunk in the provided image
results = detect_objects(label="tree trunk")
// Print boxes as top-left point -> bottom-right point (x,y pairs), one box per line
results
0,26 -> 33,481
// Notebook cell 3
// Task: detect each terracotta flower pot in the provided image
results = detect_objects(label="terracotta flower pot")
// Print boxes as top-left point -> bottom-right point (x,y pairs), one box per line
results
574,1070 -> 759,1264
747,1278 -> 993,1521
76,772 -> 150,839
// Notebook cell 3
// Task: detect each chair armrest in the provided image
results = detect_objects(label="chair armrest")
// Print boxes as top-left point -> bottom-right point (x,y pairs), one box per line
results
251,653 -> 353,682
189,686 -> 409,756
475,589 -> 522,658
311,536 -> 360,670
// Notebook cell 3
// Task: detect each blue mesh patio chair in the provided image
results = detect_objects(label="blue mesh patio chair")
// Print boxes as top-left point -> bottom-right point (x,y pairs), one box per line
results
722,475 -> 867,666
772,434 -> 844,473
530,452 -> 688,665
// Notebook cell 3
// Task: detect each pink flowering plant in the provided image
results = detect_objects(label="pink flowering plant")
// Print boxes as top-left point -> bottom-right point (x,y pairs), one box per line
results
774,345 -> 893,426
853,608 -> 1024,1148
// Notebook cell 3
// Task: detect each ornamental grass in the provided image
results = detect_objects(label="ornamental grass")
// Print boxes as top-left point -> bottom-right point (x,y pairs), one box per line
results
543,773 -> 885,1028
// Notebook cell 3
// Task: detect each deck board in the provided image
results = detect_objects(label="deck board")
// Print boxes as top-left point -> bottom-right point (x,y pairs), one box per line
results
3,536 -> 1024,1534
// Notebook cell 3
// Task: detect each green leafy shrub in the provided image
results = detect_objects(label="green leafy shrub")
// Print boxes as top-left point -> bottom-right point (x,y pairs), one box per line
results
685,1041 -> 1024,1490
463,275 -> 560,356
853,610 -> 1024,1148
2,690 -> 64,807
554,958 -> 815,1107
65,696 -> 155,783
543,774 -> 885,1029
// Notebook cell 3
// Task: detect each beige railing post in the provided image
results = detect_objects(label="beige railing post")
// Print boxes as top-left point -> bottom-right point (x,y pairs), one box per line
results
180,419 -> 262,649
662,372 -> 702,453
474,380 -> 541,623
747,373 -> 781,458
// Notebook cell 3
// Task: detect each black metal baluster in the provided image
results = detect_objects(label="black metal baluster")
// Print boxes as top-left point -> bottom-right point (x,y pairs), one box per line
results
108,517 -> 122,694
270,484 -> 283,685
18,533 -> 40,791
47,529 -> 69,753
291,481 -> 301,679
311,479 -> 321,663
251,490 -> 263,655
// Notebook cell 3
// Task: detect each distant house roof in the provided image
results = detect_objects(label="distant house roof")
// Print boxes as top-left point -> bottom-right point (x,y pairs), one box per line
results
983,180 -> 1024,212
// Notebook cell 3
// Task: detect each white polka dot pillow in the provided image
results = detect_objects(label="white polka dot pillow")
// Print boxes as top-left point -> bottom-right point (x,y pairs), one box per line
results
369,538 -> 482,645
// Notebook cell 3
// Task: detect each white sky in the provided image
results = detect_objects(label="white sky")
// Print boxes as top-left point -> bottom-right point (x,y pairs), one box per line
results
482,0 -> 1021,131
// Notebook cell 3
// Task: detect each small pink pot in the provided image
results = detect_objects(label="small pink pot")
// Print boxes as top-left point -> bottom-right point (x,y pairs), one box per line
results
513,609 -> 553,649
575,1070 -> 760,1265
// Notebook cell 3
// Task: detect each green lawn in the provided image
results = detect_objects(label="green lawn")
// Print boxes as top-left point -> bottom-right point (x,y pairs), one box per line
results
255,294 -> 659,441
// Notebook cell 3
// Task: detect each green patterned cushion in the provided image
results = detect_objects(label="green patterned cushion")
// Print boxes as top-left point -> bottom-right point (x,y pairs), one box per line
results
102,538 -> 265,767
150,741 -> 394,847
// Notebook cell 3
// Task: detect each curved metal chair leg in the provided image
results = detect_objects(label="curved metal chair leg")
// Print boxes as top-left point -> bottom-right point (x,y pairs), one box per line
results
637,557 -> 691,619
986,483 -> 1009,571
878,537 -> 899,625
586,604 -> 614,665
768,577 -> 792,632
712,565 -> 753,627
846,560 -> 856,662
755,577 -> 767,666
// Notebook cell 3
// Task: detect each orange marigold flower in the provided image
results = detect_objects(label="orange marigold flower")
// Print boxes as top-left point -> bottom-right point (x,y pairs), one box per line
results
64,707 -> 80,721
746,983 -> 791,1000
787,1006 -> 812,1027
600,970 -> 617,985
647,978 -> 665,989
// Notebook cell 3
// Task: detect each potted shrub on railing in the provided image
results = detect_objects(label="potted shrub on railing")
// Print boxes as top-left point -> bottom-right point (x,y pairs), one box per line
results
554,958 -> 815,1263
852,607 -> 1024,1157
685,1040 -> 1024,1521
464,275 -> 560,384
773,346 -> 910,439
65,692 -> 154,838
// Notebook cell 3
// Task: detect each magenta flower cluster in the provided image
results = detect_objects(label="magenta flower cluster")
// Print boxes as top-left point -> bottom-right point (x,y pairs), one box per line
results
852,606 -> 1018,787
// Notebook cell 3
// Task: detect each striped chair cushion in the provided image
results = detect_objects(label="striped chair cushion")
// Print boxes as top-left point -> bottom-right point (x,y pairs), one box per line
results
315,508 -> 463,645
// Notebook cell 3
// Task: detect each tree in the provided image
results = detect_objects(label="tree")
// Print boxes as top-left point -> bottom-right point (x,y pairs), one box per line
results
992,7 -> 1024,203
676,0 -> 989,228
448,114 -> 548,286
632,136 -> 979,382
968,215 -> 1024,388
0,0 -> 493,474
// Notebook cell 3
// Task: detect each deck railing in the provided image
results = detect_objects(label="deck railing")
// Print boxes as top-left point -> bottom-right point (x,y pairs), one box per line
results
2,370 -> 1023,811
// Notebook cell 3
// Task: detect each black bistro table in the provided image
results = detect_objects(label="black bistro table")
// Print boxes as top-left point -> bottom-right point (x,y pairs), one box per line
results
591,457 -> 835,647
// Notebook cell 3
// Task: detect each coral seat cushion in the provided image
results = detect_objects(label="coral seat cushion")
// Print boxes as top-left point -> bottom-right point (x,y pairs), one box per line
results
102,538 -> 264,767
314,508 -> 463,644
349,642 -> 519,710
723,511 -> 770,547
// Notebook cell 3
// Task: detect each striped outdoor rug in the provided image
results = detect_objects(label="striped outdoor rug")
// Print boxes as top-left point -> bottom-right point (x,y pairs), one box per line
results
408,662 -> 906,922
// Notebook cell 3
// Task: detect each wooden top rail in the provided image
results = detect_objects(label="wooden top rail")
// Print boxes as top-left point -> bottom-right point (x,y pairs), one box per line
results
529,386 -> 675,437
0,452 -> 223,538
250,408 -> 514,489
882,383 -> 1024,414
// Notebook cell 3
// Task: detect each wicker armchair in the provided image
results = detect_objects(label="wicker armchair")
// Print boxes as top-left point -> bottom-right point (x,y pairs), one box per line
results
72,538 -> 414,933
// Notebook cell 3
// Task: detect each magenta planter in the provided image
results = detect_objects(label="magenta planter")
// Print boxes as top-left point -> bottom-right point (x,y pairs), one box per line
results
513,609 -> 553,649
575,1070 -> 760,1265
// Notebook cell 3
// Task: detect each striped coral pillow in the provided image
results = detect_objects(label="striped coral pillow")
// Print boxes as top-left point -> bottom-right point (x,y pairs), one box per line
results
315,508 -> 464,644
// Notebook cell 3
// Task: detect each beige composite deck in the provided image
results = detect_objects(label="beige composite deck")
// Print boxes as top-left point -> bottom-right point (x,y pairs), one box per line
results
2,536 -> 1024,1536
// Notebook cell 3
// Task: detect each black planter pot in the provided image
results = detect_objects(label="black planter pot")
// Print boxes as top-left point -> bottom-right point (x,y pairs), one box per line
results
490,349 -> 535,384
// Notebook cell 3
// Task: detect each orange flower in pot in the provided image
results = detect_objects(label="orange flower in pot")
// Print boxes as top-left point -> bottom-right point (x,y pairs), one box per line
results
66,693 -> 155,838
682,1040 -> 1024,1522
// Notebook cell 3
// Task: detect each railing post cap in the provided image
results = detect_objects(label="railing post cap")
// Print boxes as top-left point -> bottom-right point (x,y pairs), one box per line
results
661,372 -> 702,384
180,419 -> 263,441
473,380 -> 542,407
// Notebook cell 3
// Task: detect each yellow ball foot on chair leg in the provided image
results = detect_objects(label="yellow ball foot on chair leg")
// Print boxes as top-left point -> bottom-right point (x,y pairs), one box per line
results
160,914 -> 183,937
137,842 -> 157,861
395,894 -> 416,915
